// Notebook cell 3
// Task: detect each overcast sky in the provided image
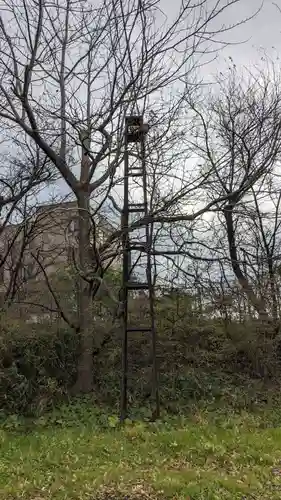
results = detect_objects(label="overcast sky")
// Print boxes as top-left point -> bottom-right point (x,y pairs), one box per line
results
210,0 -> 280,72
160,0 -> 280,74
38,0 -> 281,206
217,0 -> 280,66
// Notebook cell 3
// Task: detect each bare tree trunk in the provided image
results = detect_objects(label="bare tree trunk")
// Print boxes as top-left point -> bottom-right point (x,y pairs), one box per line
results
73,189 -> 93,393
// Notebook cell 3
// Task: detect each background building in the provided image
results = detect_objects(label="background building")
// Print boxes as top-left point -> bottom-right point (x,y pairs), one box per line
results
0,201 -> 117,322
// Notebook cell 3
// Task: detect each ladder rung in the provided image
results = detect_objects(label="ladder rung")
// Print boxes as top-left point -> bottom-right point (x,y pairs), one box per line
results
129,171 -> 143,177
127,327 -> 152,332
128,244 -> 147,252
128,204 -> 145,213
126,281 -> 149,290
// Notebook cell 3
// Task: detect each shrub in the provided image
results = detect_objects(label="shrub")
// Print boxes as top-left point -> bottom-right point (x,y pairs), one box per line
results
0,321 -> 79,415
1,299 -> 281,417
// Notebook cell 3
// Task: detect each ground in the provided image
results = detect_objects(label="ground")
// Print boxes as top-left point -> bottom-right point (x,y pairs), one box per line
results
2,400 -> 281,500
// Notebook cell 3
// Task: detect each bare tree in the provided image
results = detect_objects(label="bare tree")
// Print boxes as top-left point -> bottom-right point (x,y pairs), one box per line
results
186,65 -> 281,327
0,0 -> 258,391
234,175 -> 281,327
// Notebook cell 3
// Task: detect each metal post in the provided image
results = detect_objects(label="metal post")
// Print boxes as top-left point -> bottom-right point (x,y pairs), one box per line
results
120,115 -> 160,421
120,123 -> 129,422
140,132 -> 160,420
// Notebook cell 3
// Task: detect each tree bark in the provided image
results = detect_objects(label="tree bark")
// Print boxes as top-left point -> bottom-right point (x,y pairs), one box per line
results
73,188 -> 93,393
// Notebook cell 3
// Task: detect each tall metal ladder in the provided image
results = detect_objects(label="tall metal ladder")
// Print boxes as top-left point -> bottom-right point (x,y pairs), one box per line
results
120,115 -> 160,421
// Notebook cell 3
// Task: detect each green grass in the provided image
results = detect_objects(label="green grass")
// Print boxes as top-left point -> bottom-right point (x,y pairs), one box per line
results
2,402 -> 281,499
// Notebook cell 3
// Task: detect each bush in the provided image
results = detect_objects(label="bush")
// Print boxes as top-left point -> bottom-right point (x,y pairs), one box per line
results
0,321 -> 79,415
93,310 -> 281,414
1,299 -> 281,417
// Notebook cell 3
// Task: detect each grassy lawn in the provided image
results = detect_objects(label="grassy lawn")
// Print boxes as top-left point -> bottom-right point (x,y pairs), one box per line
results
1,402 -> 281,500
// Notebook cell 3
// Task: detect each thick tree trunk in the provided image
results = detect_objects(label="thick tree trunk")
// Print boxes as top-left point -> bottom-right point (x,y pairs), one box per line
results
73,189 -> 94,393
